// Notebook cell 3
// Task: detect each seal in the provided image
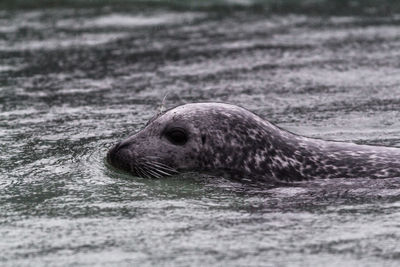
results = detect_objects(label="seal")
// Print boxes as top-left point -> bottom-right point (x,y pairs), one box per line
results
107,102 -> 400,183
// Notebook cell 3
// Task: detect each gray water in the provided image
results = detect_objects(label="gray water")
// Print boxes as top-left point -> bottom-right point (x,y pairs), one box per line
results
2,2 -> 400,266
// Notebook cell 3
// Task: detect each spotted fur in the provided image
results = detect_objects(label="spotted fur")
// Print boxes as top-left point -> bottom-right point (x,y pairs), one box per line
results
107,103 -> 400,183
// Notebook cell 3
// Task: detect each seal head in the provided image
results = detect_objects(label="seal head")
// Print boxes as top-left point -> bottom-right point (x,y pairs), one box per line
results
107,103 -> 271,180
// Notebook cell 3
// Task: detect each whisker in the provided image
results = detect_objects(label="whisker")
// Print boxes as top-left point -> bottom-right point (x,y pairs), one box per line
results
147,165 -> 176,176
130,163 -> 140,177
138,164 -> 159,179
145,168 -> 163,178
150,162 -> 179,174
134,166 -> 143,178
150,160 -> 176,169
143,168 -> 158,179
143,159 -> 173,169
136,166 -> 150,179
143,168 -> 155,179
144,164 -> 174,177
144,160 -> 178,174
131,158 -> 180,179
141,161 -> 169,173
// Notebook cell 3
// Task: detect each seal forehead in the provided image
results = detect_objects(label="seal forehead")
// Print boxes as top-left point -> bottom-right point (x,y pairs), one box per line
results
158,102 -> 259,123
174,102 -> 245,114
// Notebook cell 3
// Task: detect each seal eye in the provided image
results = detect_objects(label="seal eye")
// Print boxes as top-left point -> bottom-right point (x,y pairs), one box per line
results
165,128 -> 188,146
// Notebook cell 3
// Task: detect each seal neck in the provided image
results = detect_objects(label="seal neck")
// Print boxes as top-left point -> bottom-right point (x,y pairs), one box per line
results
200,118 -> 400,182
268,134 -> 400,181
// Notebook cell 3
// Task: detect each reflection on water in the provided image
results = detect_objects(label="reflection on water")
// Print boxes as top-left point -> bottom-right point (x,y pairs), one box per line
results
1,1 -> 400,266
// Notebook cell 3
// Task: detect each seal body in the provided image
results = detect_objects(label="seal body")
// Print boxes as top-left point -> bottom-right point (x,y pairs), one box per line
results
107,103 -> 400,183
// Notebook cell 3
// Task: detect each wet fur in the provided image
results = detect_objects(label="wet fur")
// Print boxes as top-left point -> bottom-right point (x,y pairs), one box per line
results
108,103 -> 400,183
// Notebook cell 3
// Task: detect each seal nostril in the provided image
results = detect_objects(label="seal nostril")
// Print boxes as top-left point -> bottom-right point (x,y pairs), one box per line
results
117,141 -> 130,150
111,141 -> 130,152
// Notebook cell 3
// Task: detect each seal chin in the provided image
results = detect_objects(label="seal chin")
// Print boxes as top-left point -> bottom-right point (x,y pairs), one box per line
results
107,142 -> 132,173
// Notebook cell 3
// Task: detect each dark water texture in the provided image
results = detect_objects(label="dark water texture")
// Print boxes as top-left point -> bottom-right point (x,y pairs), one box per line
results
1,1 -> 400,266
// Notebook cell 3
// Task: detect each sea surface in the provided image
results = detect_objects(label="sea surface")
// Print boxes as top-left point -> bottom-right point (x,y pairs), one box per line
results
1,1 -> 400,266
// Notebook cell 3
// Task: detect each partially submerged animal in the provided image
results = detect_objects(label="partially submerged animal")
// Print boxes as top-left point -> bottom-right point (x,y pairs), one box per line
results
107,103 -> 400,183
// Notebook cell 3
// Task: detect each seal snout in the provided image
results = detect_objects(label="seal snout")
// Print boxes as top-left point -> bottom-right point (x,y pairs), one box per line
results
107,141 -> 132,172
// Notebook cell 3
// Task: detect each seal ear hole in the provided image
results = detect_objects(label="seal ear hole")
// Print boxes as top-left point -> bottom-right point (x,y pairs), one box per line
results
165,128 -> 188,146
201,134 -> 206,145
